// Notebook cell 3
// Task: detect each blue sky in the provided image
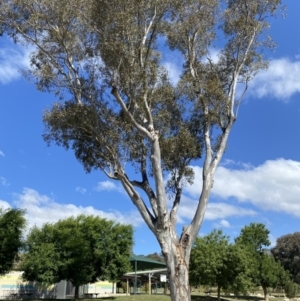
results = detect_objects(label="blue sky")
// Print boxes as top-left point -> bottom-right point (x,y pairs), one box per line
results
0,0 -> 300,255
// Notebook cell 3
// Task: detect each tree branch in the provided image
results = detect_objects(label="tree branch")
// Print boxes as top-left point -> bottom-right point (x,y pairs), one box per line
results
120,175 -> 156,233
111,88 -> 152,140
169,187 -> 182,227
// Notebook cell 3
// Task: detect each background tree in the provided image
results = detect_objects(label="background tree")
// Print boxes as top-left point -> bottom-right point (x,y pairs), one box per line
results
190,229 -> 246,301
0,207 -> 26,275
21,215 -> 133,298
146,252 -> 165,263
284,281 -> 298,299
0,1 -> 283,300
271,232 -> 300,285
235,223 -> 289,301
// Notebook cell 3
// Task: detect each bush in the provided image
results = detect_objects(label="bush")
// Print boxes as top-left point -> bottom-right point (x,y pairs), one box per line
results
141,282 -> 149,294
121,281 -> 127,293
285,281 -> 298,298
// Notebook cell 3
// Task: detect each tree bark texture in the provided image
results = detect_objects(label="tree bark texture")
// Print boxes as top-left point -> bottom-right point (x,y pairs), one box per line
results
158,231 -> 191,301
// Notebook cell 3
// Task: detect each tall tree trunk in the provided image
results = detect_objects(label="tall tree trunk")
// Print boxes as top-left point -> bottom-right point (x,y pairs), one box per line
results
262,285 -> 269,301
158,228 -> 191,301
217,284 -> 221,301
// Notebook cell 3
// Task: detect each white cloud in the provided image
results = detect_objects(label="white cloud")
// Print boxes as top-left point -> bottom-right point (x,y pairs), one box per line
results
0,200 -> 11,210
0,150 -> 5,157
220,159 -> 254,170
176,195 -> 257,223
250,57 -> 300,100
13,188 -> 143,230
213,219 -> 231,229
207,202 -> 257,220
95,180 -> 123,193
162,61 -> 181,86
186,158 -> 300,218
269,233 -> 277,248
75,186 -> 87,194
0,177 -> 9,187
0,44 -> 31,84
207,47 -> 220,63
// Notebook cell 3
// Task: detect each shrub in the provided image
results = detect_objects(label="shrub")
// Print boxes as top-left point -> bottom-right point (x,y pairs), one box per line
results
285,281 -> 298,298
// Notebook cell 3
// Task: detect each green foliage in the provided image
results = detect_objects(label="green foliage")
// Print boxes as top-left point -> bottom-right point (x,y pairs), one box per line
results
21,215 -> 133,288
146,252 -> 165,263
234,223 -> 289,298
190,229 -> 229,286
235,223 -> 271,253
0,0 -> 283,196
272,232 -> 300,284
259,253 -> 289,291
190,229 -> 247,299
0,208 -> 26,275
285,281 -> 298,298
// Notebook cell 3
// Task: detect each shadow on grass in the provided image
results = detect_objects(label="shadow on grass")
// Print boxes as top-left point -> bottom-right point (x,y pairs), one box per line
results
222,296 -> 265,301
191,296 -> 265,301
28,299 -> 118,301
0,295 -> 270,301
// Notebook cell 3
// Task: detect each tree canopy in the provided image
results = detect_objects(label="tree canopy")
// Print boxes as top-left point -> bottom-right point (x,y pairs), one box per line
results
0,1 -> 283,300
190,225 -> 290,301
190,229 -> 246,301
21,215 -> 133,297
235,223 -> 271,253
235,223 -> 289,301
271,232 -> 300,284
0,207 -> 26,275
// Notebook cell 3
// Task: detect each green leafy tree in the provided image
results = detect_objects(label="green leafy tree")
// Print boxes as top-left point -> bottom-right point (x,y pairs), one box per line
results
235,223 -> 289,301
0,1 -> 283,300
271,232 -> 300,284
146,252 -> 165,263
235,223 -> 271,252
190,229 -> 246,301
284,281 -> 298,298
0,208 -> 26,275
21,215 -> 133,298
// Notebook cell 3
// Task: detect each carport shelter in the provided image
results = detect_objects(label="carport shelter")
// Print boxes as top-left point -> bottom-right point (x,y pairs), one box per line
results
122,255 -> 167,295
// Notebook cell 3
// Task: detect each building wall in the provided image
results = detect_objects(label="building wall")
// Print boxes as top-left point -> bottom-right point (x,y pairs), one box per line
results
85,281 -> 115,295
0,271 -> 115,299
0,271 -> 55,299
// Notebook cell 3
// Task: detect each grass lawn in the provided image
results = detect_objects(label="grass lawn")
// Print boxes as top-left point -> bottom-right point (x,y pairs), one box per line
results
0,294 -> 288,301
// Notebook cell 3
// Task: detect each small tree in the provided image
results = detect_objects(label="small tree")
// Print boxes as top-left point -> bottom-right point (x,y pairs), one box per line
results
0,208 -> 26,275
0,1 -> 283,301
284,281 -> 298,299
235,223 -> 289,301
190,229 -> 246,301
21,215 -> 133,298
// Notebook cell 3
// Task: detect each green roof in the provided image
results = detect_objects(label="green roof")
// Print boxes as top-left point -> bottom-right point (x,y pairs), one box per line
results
130,255 -> 166,271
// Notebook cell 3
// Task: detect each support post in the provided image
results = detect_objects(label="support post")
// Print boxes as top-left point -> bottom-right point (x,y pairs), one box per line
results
134,260 -> 137,294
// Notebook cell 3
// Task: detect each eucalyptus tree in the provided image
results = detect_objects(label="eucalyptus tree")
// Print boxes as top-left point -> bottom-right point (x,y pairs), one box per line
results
0,1 -> 283,300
